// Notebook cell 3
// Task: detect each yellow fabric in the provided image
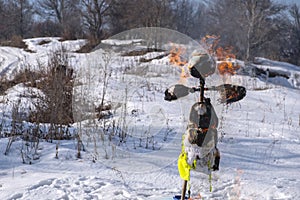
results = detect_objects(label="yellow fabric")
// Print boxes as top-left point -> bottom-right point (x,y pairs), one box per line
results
178,134 -> 196,181
178,152 -> 191,181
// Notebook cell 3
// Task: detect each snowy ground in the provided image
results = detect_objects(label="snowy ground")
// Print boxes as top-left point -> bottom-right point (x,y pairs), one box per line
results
0,34 -> 300,200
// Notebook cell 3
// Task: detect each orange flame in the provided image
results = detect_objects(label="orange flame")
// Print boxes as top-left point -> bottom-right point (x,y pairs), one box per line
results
201,35 -> 220,55
216,46 -> 240,75
202,35 -> 240,75
169,45 -> 187,67
169,45 -> 188,82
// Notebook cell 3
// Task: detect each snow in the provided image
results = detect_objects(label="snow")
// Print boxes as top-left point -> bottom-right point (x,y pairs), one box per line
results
243,57 -> 300,89
0,36 -> 300,200
101,39 -> 144,46
0,46 -> 27,80
23,37 -> 87,53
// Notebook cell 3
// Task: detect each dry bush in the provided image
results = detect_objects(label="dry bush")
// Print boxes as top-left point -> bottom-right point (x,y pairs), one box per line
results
0,68 -> 42,95
0,50 -> 74,141
29,52 -> 74,125
76,36 -> 100,53
121,48 -> 165,56
0,35 -> 35,53
0,35 -> 26,48
38,40 -> 52,45
24,51 -> 75,141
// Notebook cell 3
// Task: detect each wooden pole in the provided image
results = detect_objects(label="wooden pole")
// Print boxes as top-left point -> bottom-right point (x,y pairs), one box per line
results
199,76 -> 205,103
181,180 -> 187,200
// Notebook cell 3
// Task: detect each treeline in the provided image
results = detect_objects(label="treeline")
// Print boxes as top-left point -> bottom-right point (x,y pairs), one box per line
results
0,0 -> 299,65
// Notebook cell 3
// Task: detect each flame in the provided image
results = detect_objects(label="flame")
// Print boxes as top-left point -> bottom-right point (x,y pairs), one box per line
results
216,46 -> 240,75
168,36 -> 240,82
169,45 -> 187,67
201,35 -> 240,76
169,45 -> 189,82
219,85 -> 245,104
201,35 -> 220,55
217,61 -> 240,76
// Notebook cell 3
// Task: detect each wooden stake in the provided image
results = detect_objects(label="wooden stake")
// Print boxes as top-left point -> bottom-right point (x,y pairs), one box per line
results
181,180 -> 187,200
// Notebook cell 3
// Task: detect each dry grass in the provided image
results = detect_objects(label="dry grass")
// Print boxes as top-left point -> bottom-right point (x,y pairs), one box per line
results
0,35 -> 35,53
38,40 -> 52,45
122,48 -> 165,56
0,68 -> 42,95
76,37 -> 100,53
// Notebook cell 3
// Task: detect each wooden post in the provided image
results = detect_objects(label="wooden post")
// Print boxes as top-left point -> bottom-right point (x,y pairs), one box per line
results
181,180 -> 187,200
199,76 -> 205,103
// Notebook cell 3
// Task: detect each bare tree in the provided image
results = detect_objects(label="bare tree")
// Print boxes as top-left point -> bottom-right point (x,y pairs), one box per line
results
16,0 -> 34,37
206,0 -> 286,61
0,0 -> 33,39
81,0 -> 113,41
208,0 -> 246,54
37,0 -> 71,25
241,0 -> 286,60
0,1 -> 6,39
174,0 -> 196,36
31,19 -> 63,37
148,0 -> 175,28
36,0 -> 82,39
109,0 -> 175,35
182,1 -> 210,39
287,4 -> 300,65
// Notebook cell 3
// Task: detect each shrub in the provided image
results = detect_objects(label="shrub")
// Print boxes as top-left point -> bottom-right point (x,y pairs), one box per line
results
0,35 -> 27,49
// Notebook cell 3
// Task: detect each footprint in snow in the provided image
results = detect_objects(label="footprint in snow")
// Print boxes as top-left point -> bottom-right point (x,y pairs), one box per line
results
28,178 -> 55,191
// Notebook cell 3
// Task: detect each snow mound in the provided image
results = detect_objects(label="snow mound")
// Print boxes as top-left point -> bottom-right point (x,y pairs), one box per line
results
241,57 -> 300,89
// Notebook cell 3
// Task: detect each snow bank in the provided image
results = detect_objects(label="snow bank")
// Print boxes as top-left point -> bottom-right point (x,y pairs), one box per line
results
249,57 -> 300,89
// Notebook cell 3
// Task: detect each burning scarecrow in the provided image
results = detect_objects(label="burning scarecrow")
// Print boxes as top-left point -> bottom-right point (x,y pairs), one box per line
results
165,51 -> 246,200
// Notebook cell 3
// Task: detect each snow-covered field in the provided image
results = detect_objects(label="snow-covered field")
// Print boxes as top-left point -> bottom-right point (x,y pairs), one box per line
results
0,32 -> 300,200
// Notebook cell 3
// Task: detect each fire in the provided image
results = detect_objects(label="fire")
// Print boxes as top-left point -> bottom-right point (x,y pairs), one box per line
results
169,45 -> 187,67
168,36 -> 240,81
201,35 -> 240,76
201,35 -> 220,55
216,46 -> 240,75
169,45 -> 189,82
219,84 -> 245,104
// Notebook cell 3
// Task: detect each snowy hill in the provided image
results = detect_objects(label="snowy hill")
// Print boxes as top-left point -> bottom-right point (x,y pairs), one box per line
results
0,34 -> 300,200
